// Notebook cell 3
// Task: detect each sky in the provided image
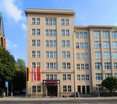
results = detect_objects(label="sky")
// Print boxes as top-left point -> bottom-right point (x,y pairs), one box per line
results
0,0 -> 117,63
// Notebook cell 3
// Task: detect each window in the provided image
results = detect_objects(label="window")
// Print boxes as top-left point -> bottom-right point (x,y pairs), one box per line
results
62,51 -> 70,59
112,32 -> 117,39
32,40 -> 36,46
68,85 -> 71,92
61,18 -> 70,25
77,64 -> 80,70
86,75 -> 89,80
102,31 -> 109,40
112,52 -> 117,59
46,17 -> 56,25
104,62 -> 111,70
112,42 -> 117,48
37,40 -> 40,47
76,32 -> 88,39
76,42 -> 88,48
46,51 -> 57,58
96,73 -> 103,80
63,86 -> 67,92
105,73 -> 111,79
32,62 -> 36,68
46,40 -> 56,48
32,18 -> 40,25
103,51 -> 110,59
63,74 -> 67,80
81,75 -> 85,80
113,63 -> 117,69
37,51 -> 40,58
81,64 -> 85,69
94,31 -> 100,40
32,86 -> 36,93
32,51 -> 36,58
95,51 -> 101,59
46,74 -> 57,80
62,40 -> 70,48
67,74 -> 71,80
61,29 -> 70,36
94,41 -> 101,49
32,29 -> 40,36
62,62 -> 71,69
77,75 -> 80,80
103,41 -> 109,48
46,29 -> 57,36
95,62 -> 102,70
46,63 -> 57,69
85,64 -> 89,70
37,86 -> 41,92
63,74 -> 71,80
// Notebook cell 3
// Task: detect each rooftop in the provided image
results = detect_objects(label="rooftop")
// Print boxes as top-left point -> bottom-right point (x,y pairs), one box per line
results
25,8 -> 75,16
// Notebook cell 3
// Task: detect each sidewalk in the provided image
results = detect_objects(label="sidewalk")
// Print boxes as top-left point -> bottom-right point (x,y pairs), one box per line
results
0,96 -> 117,101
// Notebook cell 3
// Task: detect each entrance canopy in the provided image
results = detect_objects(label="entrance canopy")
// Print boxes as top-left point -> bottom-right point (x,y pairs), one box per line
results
43,80 -> 60,86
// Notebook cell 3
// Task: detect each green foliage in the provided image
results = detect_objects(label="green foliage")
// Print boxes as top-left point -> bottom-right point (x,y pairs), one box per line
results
0,47 -> 16,81
16,59 -> 26,72
102,77 -> 117,93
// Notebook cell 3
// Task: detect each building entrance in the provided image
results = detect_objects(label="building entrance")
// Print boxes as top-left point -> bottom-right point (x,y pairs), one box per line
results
43,80 -> 60,97
47,85 -> 57,96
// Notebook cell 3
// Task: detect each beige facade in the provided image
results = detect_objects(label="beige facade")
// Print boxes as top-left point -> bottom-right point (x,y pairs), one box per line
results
25,9 -> 117,97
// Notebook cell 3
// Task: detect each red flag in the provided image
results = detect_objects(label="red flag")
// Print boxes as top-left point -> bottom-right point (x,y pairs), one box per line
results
37,67 -> 41,81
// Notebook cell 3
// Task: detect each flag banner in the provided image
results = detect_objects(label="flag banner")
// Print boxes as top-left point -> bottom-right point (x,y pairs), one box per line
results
31,67 -> 41,82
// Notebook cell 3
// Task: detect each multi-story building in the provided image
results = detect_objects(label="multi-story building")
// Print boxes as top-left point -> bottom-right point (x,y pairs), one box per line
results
0,12 -> 6,48
25,9 -> 117,97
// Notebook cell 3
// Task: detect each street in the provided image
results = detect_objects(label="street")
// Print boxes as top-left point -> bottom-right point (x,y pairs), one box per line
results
0,97 -> 117,104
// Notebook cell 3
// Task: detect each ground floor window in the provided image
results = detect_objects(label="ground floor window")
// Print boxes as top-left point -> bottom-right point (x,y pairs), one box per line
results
63,85 -> 72,92
32,85 -> 36,93
77,85 -> 90,94
37,86 -> 41,92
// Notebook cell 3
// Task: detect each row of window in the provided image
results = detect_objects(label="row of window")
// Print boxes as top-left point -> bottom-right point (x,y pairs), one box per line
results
32,85 -> 90,94
77,74 -> 90,80
32,17 -> 70,26
95,62 -> 117,70
76,42 -> 88,48
46,62 -> 57,69
46,74 -> 57,80
32,51 -> 40,58
96,73 -> 115,80
46,51 -> 57,58
32,29 -> 71,36
62,62 -> 71,69
76,64 -> 89,70
63,74 -> 71,80
94,31 -> 117,40
76,32 -> 88,39
63,85 -> 72,92
94,41 -> 117,49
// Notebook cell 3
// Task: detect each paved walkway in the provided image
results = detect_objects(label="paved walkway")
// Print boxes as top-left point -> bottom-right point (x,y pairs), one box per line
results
0,96 -> 117,101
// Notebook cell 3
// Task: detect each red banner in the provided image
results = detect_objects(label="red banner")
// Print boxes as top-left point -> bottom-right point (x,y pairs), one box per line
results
31,67 -> 41,81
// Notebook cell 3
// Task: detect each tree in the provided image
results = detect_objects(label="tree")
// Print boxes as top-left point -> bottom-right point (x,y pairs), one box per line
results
13,59 -> 26,95
16,59 -> 26,72
0,47 -> 16,95
0,47 -> 16,81
102,77 -> 117,93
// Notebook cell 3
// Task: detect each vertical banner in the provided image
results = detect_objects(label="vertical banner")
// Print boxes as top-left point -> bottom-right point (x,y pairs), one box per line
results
31,67 -> 41,81
37,67 -> 41,81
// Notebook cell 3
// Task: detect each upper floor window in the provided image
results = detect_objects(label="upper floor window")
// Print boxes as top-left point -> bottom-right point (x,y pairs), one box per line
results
46,29 -> 57,36
95,62 -> 102,70
95,51 -> 101,59
96,73 -> 103,80
102,31 -> 109,40
94,41 -> 101,49
46,17 -> 56,25
32,18 -> 40,25
103,41 -> 110,48
112,32 -> 117,39
112,42 -> 117,49
62,40 -> 70,48
61,18 -> 70,25
46,40 -> 57,48
61,29 -> 70,36
62,51 -> 70,59
94,31 -> 100,40
76,32 -> 88,39
32,40 -> 40,47
103,51 -> 111,59
76,42 -> 88,48
32,29 -> 40,36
